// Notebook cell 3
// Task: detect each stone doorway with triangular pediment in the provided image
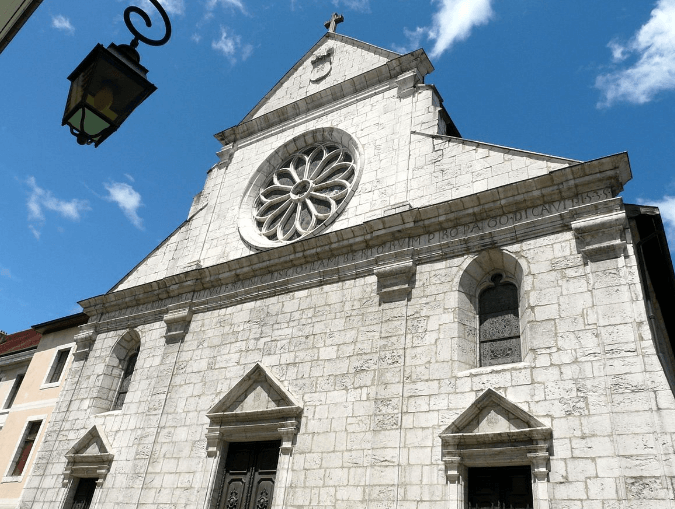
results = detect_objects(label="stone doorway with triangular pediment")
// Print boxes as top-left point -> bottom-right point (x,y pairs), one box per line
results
61,425 -> 114,509
439,388 -> 553,509
204,363 -> 302,509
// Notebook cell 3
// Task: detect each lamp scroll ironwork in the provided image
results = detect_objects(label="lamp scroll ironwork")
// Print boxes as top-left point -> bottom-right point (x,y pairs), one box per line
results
62,0 -> 172,147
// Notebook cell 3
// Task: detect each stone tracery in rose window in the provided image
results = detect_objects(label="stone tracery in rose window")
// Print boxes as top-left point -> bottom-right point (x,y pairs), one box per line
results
254,143 -> 356,243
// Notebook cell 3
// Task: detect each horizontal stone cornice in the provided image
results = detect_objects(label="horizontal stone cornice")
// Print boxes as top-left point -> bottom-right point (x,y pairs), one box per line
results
79,154 -> 630,324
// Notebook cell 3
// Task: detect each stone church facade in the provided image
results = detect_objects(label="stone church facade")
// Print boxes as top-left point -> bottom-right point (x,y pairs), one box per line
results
20,27 -> 675,509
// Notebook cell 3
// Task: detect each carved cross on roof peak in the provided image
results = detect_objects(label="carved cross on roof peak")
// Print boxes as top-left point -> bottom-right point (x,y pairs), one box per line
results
324,13 -> 344,33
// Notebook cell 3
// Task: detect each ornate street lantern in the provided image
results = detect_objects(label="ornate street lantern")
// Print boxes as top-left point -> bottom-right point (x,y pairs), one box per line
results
62,0 -> 171,147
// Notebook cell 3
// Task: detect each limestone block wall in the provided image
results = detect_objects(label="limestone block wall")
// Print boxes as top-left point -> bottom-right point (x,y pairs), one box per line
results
21,227 -> 675,508
115,86 -> 577,293
407,135 -> 575,206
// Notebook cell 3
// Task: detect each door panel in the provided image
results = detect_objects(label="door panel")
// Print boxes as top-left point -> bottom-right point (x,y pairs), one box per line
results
217,441 -> 280,509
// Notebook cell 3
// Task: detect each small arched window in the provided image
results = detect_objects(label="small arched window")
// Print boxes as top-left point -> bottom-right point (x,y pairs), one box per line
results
112,347 -> 138,411
479,274 -> 521,367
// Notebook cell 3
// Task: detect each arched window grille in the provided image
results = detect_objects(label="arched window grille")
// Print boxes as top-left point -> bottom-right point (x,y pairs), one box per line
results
479,274 -> 521,366
112,347 -> 139,410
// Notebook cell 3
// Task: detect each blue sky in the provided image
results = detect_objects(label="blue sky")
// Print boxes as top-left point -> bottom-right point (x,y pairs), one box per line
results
1,0 -> 675,333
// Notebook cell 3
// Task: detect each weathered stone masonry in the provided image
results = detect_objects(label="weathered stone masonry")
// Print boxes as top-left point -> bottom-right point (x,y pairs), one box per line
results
19,29 -> 675,509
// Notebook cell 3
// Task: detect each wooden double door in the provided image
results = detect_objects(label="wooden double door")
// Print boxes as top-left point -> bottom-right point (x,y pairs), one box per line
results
217,441 -> 280,509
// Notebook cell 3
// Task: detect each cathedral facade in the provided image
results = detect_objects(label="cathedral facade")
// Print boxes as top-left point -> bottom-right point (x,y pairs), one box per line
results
20,27 -> 675,509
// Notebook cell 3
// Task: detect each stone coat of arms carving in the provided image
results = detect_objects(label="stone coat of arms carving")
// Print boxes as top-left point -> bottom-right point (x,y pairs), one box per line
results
309,46 -> 334,83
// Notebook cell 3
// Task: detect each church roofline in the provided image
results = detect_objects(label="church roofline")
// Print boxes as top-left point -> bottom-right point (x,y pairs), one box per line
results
79,153 -> 631,317
214,47 -> 433,146
240,32 -> 402,123
412,131 -> 580,165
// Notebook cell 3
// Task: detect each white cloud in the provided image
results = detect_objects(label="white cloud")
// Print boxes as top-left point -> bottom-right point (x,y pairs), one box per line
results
68,304 -> 84,314
596,0 -> 675,107
29,225 -> 41,240
138,0 -> 185,16
397,0 -> 494,58
648,196 -> 675,246
206,0 -> 246,14
331,0 -> 369,12
26,176 -> 90,223
212,27 -> 253,63
393,27 -> 426,53
51,15 -> 74,34
608,39 -> 628,63
427,0 -> 494,58
124,173 -> 135,183
104,182 -> 144,230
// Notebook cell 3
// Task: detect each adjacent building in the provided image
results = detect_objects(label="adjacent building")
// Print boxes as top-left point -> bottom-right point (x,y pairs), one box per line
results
0,0 -> 44,54
0,314 -> 86,509
19,24 -> 675,509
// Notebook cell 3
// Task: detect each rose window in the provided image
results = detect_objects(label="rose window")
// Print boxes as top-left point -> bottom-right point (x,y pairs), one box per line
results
254,143 -> 357,243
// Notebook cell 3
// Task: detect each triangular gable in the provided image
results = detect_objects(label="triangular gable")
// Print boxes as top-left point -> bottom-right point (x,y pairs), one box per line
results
208,362 -> 302,417
242,32 -> 401,122
65,424 -> 113,457
444,387 -> 546,435
205,363 -> 303,457
63,425 -> 114,487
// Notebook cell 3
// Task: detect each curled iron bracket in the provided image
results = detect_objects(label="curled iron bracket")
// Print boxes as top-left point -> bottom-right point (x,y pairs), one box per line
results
124,0 -> 172,49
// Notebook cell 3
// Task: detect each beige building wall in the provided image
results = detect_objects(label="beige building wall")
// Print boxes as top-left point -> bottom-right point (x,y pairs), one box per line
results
0,316 -> 85,509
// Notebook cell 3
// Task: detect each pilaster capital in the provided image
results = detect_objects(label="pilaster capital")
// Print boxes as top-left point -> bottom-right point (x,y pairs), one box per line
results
374,256 -> 416,303
571,211 -> 627,261
528,451 -> 550,482
73,323 -> 97,361
442,455 -> 461,483
163,303 -> 193,344
396,69 -> 422,98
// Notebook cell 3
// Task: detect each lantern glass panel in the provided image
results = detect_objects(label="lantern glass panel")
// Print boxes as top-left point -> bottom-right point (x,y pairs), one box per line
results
86,56 -> 148,123
64,107 -> 111,140
65,61 -> 95,115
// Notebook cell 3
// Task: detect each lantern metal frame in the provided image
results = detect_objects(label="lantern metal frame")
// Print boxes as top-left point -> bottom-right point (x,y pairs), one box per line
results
62,0 -> 171,147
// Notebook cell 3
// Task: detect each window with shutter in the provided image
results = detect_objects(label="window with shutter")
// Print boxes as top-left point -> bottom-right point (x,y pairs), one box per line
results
48,349 -> 70,384
10,420 -> 42,476
3,373 -> 25,409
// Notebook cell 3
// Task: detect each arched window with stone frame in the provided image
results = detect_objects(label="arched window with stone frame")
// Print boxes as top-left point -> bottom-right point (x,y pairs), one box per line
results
452,249 -> 527,372
89,329 -> 141,415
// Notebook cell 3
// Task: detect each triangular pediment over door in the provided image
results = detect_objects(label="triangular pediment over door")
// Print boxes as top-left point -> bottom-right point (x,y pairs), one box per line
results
439,388 -> 552,479
63,425 -> 114,487
205,363 -> 303,457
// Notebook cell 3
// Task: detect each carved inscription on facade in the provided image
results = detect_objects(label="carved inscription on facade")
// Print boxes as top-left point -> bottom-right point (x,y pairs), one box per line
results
216,189 -> 612,292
